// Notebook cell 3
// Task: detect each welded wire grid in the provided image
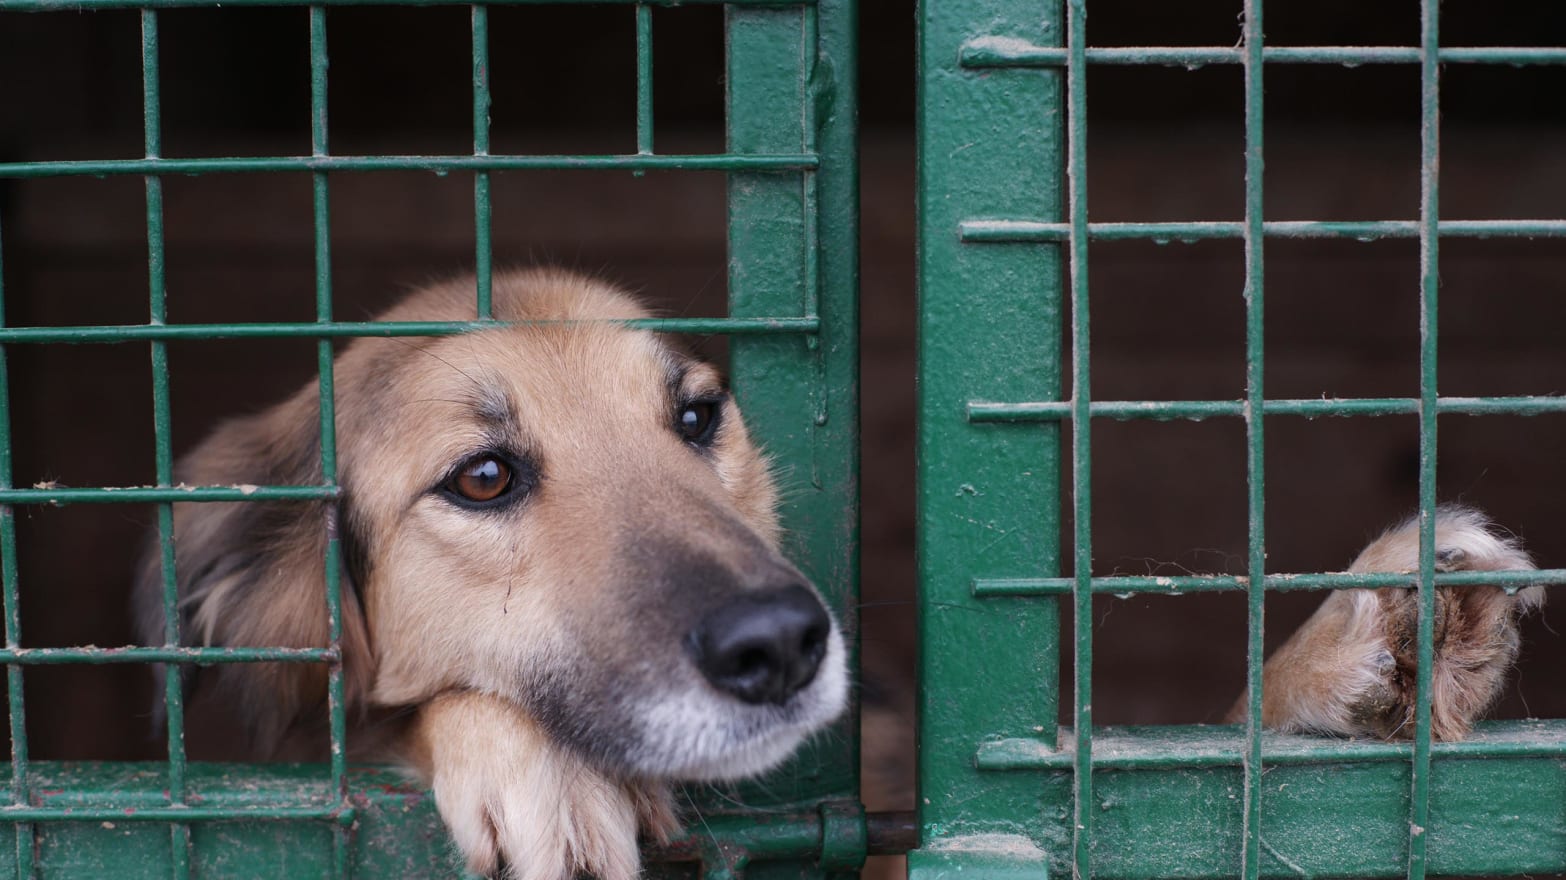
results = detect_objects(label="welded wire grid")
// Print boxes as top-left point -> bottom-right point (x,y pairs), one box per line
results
954,2 -> 1566,879
0,0 -> 845,875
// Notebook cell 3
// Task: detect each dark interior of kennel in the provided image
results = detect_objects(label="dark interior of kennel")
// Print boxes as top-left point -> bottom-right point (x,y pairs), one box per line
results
0,0 -> 1563,784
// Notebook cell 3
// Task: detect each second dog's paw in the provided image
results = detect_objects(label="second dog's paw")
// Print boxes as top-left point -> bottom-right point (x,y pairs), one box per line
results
412,692 -> 677,880
1240,506 -> 1544,740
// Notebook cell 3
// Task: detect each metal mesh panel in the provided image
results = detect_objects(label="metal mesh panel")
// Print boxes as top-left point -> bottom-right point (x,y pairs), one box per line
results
0,0 -> 860,875
915,2 -> 1566,878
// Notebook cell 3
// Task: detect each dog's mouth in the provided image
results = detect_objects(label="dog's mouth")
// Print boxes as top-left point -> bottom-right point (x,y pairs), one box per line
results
521,619 -> 848,782
628,622 -> 850,781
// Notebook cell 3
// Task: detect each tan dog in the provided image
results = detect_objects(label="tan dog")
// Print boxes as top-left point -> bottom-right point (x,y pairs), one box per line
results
134,269 -> 848,880
1231,506 -> 1545,740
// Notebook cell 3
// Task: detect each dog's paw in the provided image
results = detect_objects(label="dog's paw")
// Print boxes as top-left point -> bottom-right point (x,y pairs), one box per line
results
411,692 -> 678,880
1237,506 -> 1544,740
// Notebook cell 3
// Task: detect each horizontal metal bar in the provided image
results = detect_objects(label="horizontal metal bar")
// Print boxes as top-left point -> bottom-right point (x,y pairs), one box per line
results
966,396 -> 1566,422
973,568 -> 1566,597
0,805 -> 349,822
959,218 -> 1566,242
3,0 -> 807,8
975,720 -> 1566,771
0,485 -> 337,505
960,41 -> 1566,69
0,646 -> 335,665
0,153 -> 817,180
0,317 -> 819,346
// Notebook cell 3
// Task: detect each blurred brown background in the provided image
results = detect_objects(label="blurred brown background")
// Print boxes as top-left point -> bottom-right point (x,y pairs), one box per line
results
0,0 -> 1563,772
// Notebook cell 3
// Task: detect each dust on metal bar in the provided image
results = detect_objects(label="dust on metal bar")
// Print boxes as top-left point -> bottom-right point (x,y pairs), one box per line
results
1408,2 -> 1443,876
967,395 -> 1566,422
974,720 -> 1566,772
0,316 -> 821,345
305,9 -> 352,875
1238,3 -> 1267,875
0,153 -> 819,180
972,568 -> 1566,597
959,218 -> 1566,242
140,8 -> 195,874
0,646 -> 336,664
1064,1 -> 1093,876
959,41 -> 1566,69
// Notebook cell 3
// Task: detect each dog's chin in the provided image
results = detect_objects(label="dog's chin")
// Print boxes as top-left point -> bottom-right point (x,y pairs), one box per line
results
625,631 -> 849,782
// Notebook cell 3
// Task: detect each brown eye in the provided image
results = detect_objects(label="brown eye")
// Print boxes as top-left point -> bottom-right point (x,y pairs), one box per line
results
677,401 -> 719,445
451,456 -> 512,503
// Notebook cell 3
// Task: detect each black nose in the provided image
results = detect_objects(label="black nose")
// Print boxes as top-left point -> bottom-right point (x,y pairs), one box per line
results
686,584 -> 832,705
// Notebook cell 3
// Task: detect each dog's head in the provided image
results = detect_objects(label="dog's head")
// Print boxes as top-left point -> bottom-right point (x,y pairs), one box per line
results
137,269 -> 847,781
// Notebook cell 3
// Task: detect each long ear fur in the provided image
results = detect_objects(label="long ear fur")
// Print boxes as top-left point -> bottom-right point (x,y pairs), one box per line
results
133,386 -> 375,754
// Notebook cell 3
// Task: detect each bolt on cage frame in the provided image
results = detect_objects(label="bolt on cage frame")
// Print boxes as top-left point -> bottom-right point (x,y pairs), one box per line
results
0,0 -> 865,875
916,1 -> 1566,879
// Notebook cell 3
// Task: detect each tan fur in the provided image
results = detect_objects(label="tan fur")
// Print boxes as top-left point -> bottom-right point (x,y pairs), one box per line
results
135,268 -> 847,880
1228,506 -> 1545,740
408,692 -> 679,880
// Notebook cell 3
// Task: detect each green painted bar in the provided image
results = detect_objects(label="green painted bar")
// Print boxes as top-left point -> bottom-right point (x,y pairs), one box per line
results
635,3 -> 654,156
913,0 -> 1062,876
0,486 -> 338,505
305,9 -> 351,875
0,154 -> 817,179
471,4 -> 493,319
1064,0 -> 1093,876
725,1 -> 862,844
1408,3 -> 1443,877
139,8 -> 194,874
0,764 -> 897,877
959,218 -> 1566,242
0,316 -> 819,345
974,720 -> 1566,771
960,722 -> 1566,880
1239,1 -> 1266,876
972,568 -> 1566,596
967,395 -> 1566,422
0,180 -> 34,880
0,0 -> 807,8
959,43 -> 1566,68
0,647 -> 334,665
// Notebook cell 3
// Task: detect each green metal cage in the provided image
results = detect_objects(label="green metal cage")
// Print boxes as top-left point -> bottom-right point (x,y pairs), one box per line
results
0,0 -> 862,876
915,1 -> 1566,879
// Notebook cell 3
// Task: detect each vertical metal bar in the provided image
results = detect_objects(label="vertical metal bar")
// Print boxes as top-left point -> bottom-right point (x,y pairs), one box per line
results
0,195 -> 33,880
801,4 -> 820,328
1240,0 -> 1267,877
471,4 -> 493,319
1065,0 -> 1093,877
914,0 -> 1061,872
141,10 -> 192,879
1409,0 -> 1441,876
725,0 -> 859,820
635,3 -> 654,156
309,8 -> 350,877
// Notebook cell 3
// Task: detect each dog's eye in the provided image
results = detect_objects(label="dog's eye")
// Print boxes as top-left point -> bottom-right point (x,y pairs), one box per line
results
450,456 -> 513,503
677,400 -> 720,445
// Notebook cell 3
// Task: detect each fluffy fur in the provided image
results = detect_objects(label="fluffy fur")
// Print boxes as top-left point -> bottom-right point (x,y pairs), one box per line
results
1227,505 -> 1545,740
134,269 -> 848,880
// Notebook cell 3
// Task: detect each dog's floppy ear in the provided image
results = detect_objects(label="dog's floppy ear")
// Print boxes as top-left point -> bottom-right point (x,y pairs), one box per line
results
134,387 -> 375,753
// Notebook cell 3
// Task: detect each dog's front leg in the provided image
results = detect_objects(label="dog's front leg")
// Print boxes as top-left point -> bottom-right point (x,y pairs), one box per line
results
1227,507 -> 1544,740
408,691 -> 679,880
